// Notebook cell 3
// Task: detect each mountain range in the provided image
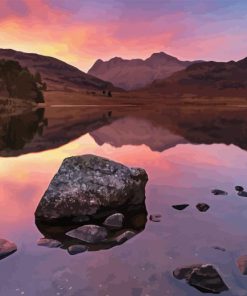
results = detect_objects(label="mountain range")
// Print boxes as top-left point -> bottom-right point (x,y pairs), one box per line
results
88,52 -> 198,90
149,58 -> 247,97
1,48 -> 247,99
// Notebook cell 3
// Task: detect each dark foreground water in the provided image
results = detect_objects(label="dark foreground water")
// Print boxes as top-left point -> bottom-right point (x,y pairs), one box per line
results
1,105 -> 247,295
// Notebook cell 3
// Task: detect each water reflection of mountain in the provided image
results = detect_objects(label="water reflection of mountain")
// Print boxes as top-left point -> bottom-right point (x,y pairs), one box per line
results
1,106 -> 247,156
90,117 -> 187,152
90,107 -> 247,152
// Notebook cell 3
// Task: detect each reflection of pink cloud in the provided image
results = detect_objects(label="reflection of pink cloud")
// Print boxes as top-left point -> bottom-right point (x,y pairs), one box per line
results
0,132 -> 246,233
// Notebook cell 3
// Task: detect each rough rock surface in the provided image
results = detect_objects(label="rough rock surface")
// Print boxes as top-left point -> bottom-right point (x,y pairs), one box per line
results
35,154 -> 148,221
196,203 -> 210,212
173,264 -> 229,293
103,213 -> 124,229
37,238 -> 61,248
66,225 -> 108,243
0,238 -> 17,260
236,255 -> 247,275
67,245 -> 88,255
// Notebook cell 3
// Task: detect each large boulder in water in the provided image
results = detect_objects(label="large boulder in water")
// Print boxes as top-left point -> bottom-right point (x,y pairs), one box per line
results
35,154 -> 148,222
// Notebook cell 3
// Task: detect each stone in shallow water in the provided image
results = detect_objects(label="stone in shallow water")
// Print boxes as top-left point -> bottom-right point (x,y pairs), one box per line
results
0,238 -> 17,260
238,191 -> 247,197
173,264 -> 229,294
172,204 -> 189,211
149,214 -> 161,222
66,225 -> 108,243
213,246 -> 226,252
236,255 -> 247,275
35,154 -> 148,222
211,189 -> 228,196
67,245 -> 88,255
103,213 -> 124,229
196,203 -> 210,212
115,231 -> 136,244
235,186 -> 244,192
37,238 -> 61,248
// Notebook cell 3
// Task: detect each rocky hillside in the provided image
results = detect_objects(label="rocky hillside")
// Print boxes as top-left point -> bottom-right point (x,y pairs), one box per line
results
0,49 -> 117,92
0,59 -> 44,103
88,52 -> 198,90
149,57 -> 247,97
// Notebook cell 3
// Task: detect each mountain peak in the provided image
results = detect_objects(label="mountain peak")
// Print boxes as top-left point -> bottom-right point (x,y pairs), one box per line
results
88,52 -> 197,90
146,52 -> 180,63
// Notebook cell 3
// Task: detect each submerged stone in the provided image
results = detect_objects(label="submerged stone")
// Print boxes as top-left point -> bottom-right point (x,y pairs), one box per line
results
213,246 -> 226,252
149,214 -> 162,222
238,191 -> 247,197
66,225 -> 108,243
103,213 -> 124,229
115,230 -> 136,244
173,264 -> 229,294
172,204 -> 189,211
35,154 -> 148,222
0,238 -> 17,260
67,245 -> 88,255
235,186 -> 244,192
196,203 -> 210,212
211,189 -> 228,196
37,238 -> 62,248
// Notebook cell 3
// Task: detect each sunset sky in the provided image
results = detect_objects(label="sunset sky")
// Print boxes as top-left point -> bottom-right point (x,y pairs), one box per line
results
0,0 -> 247,71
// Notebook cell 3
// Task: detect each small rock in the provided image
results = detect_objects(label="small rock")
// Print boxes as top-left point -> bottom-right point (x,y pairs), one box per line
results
66,225 -> 108,243
37,238 -> 62,248
0,238 -> 17,260
235,186 -> 244,192
103,213 -> 124,229
149,214 -> 162,222
213,246 -> 226,252
173,264 -> 229,293
172,204 -> 189,211
115,231 -> 136,244
238,191 -> 247,197
173,264 -> 202,280
211,189 -> 228,196
67,245 -> 88,255
236,255 -> 247,275
196,203 -> 210,212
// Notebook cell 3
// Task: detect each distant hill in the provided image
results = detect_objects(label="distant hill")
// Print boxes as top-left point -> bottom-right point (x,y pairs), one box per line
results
88,52 -> 198,90
149,57 -> 247,96
0,59 -> 44,103
0,49 -> 117,91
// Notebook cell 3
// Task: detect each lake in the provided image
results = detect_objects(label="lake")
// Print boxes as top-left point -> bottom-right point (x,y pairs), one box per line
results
1,105 -> 247,295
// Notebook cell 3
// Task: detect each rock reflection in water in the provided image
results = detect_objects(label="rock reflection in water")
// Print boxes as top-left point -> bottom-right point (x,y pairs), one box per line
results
36,207 -> 147,253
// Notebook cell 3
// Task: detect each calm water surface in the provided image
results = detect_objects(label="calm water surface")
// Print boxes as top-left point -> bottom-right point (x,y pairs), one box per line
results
1,106 -> 247,295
